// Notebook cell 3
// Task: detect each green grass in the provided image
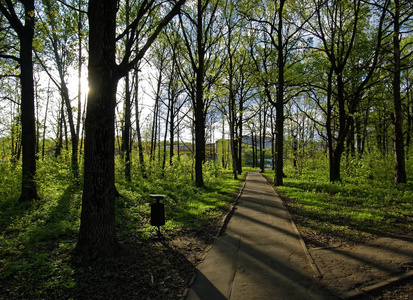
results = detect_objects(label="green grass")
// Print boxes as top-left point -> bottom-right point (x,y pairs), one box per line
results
0,156 -> 245,299
264,165 -> 413,244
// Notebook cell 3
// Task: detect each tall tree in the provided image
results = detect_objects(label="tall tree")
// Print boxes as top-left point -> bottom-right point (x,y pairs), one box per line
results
220,0 -> 255,179
306,0 -> 385,181
246,0 -> 310,185
0,0 -> 39,201
133,66 -> 147,177
178,0 -> 223,187
385,0 -> 413,183
76,0 -> 186,257
40,0 -> 81,179
120,0 -> 132,181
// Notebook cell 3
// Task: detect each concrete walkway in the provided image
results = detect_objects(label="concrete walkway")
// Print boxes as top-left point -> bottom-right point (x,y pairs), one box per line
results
186,171 -> 335,300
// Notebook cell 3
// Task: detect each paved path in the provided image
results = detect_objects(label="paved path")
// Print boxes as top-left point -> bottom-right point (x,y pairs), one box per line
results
186,171 -> 335,300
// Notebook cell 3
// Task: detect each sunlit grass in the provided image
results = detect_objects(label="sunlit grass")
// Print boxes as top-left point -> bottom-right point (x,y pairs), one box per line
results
0,155 -> 245,298
264,164 -> 413,243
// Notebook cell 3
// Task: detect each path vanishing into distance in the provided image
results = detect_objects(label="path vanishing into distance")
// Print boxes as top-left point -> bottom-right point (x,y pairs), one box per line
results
186,171 -> 335,300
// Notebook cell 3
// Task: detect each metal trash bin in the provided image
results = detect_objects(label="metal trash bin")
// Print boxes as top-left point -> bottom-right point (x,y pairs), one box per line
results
150,194 -> 165,238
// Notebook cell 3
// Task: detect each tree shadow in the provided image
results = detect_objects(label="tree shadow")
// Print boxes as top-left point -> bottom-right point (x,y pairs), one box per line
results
0,195 -> 34,238
280,180 -> 413,244
67,238 -> 200,300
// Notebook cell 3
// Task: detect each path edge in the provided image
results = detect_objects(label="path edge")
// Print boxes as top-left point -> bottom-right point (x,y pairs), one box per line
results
180,175 -> 248,300
337,271 -> 413,299
262,173 -> 413,299
264,175 -> 323,279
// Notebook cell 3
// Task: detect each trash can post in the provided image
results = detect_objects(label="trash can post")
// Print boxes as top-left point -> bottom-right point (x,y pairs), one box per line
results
150,194 -> 166,238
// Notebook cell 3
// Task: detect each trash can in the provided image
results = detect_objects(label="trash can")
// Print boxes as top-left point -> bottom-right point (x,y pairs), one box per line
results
150,194 -> 165,238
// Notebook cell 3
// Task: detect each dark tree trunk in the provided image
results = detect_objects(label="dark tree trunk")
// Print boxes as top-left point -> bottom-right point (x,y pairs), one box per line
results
44,0 -> 80,179
150,72 -> 162,162
42,86 -> 50,160
170,100 -> 174,166
325,69 -> 338,181
328,71 -> 348,182
162,99 -> 170,173
194,0 -> 205,187
251,130 -> 256,168
229,80 -> 238,180
122,73 -> 132,181
13,0 -> 39,201
392,0 -> 407,184
121,0 -> 132,182
260,109 -> 266,173
270,109 -> 276,171
76,0 -> 119,257
55,100 -> 64,157
134,68 -> 146,178
194,105 -> 206,187
76,0 -> 83,167
254,134 -> 258,168
274,0 -> 285,186
237,107 -> 243,175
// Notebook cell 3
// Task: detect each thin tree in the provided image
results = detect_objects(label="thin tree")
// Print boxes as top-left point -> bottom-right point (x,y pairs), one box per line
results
0,0 -> 39,201
386,0 -> 413,183
40,0 -> 81,179
306,0 -> 386,181
178,0 -> 224,186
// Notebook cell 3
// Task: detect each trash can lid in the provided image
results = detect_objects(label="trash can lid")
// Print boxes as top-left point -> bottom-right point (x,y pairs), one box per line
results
150,194 -> 166,198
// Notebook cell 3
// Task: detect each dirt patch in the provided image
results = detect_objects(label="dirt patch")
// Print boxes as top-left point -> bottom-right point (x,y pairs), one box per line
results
309,236 -> 412,295
63,229 -> 217,300
295,226 -> 413,299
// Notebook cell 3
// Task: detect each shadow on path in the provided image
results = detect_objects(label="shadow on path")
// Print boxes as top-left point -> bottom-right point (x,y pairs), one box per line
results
186,171 -> 335,300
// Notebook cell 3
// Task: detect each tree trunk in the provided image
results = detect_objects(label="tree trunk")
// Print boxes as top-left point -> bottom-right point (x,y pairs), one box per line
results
270,109 -> 276,171
121,0 -> 132,182
42,85 -> 50,160
150,72 -> 162,162
392,0 -> 407,184
237,97 -> 243,175
55,99 -> 64,157
251,130 -> 256,168
162,98 -> 170,173
273,0 -> 286,186
194,0 -> 205,187
170,99 -> 175,166
194,105 -> 206,187
134,68 -> 146,178
18,0 -> 38,201
229,75 -> 238,180
260,109 -> 266,173
327,69 -> 348,182
44,0 -> 80,179
122,73 -> 132,181
76,0 -> 83,168
76,0 -> 119,257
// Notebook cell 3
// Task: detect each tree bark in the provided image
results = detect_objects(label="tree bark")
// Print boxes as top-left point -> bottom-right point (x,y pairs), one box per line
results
76,0 -> 119,257
194,0 -> 205,187
122,73 -> 132,181
134,68 -> 146,177
274,0 -> 285,186
392,0 -> 407,184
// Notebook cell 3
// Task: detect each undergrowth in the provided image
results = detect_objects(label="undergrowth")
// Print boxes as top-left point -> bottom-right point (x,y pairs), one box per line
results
265,156 -> 413,245
0,155 -> 244,299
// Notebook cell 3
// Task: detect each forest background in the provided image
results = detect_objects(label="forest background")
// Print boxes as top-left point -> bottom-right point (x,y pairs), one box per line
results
0,0 -> 412,298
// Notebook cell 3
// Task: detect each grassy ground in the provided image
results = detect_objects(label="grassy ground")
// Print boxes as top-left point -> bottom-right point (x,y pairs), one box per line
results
264,165 -> 413,246
2,152 -> 412,298
0,157 -> 247,299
